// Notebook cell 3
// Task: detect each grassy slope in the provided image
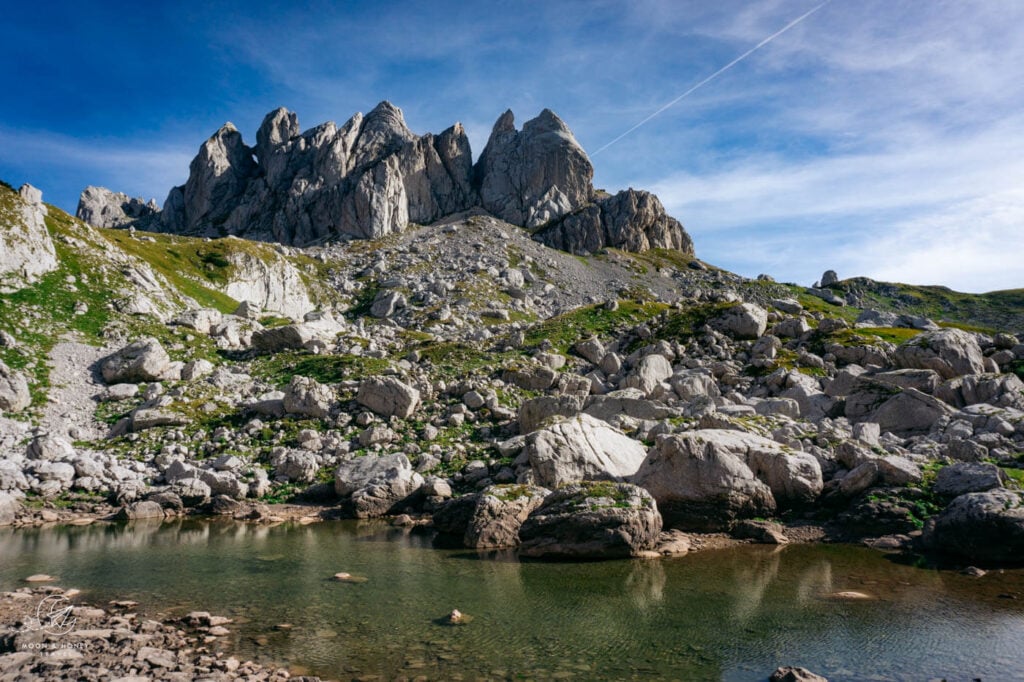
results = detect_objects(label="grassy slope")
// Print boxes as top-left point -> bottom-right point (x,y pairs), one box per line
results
836,277 -> 1024,334
0,187 -> 227,406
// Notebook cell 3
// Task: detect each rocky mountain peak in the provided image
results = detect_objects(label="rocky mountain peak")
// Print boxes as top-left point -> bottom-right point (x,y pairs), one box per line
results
491,109 -> 516,134
77,102 -> 693,256
255,107 -> 299,160
77,186 -> 159,229
475,107 -> 594,229
524,108 -> 572,135
351,100 -> 416,168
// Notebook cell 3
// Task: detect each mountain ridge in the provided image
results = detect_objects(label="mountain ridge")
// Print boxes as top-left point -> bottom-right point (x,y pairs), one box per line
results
76,102 -> 693,257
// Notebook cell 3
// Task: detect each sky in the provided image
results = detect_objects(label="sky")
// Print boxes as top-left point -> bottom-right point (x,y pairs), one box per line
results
1,0 -> 1022,293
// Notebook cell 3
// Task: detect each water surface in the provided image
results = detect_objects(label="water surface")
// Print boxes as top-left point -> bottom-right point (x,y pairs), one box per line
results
2,519 -> 1023,681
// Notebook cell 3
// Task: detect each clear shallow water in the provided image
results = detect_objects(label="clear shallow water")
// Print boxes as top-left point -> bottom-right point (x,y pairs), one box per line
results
2,520 -> 1024,681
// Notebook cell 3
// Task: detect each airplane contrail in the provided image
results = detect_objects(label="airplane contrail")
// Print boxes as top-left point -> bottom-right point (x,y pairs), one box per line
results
591,0 -> 832,156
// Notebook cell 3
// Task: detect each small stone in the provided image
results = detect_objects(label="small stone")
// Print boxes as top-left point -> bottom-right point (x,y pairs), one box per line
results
824,591 -> 872,600
332,572 -> 368,583
24,574 -> 56,582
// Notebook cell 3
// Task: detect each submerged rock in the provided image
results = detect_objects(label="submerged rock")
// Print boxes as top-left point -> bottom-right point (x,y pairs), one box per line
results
770,665 -> 829,682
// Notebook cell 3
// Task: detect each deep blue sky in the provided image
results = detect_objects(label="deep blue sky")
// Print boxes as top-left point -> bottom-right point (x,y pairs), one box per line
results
3,0 -> 1022,292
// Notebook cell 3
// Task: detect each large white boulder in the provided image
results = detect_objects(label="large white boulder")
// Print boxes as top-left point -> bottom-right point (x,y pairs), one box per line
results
893,328 -> 986,379
518,413 -> 648,488
632,429 -> 822,530
101,337 -> 173,384
714,303 -> 768,340
356,376 -> 420,418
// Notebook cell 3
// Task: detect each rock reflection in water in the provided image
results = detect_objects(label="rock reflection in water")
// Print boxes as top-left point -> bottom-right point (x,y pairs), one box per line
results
3,523 -> 1024,681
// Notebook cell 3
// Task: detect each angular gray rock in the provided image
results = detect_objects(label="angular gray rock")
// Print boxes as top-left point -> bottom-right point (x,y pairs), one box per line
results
282,375 -> 334,418
350,464 -> 424,518
356,376 -> 420,418
223,248 -> 314,320
172,478 -> 212,507
893,328 -> 986,379
475,109 -> 593,228
116,500 -> 165,521
623,354 -> 673,395
272,449 -> 319,483
101,337 -> 173,384
449,484 -> 551,549
518,482 -> 662,559
0,360 -> 31,413
76,186 -> 159,228
0,184 -> 58,292
846,380 -> 955,435
534,189 -> 694,255
0,492 -> 19,525
334,453 -> 414,496
935,373 -> 1024,409
924,490 -> 1024,564
252,324 -> 317,352
713,303 -> 768,340
334,453 -> 423,517
519,413 -> 648,488
934,462 -> 1006,497
632,430 -> 823,530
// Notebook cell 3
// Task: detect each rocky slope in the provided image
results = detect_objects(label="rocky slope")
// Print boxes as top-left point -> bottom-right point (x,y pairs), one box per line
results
3,175 -> 1024,567
75,102 -> 693,256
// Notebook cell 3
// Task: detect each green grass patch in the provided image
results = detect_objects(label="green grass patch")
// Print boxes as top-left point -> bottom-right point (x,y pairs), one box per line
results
250,351 -> 390,387
840,278 -> 1024,334
417,342 -> 519,379
99,229 -> 248,314
524,300 -> 668,353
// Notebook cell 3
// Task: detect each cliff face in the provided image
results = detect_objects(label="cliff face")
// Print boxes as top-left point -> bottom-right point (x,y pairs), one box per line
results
156,102 -> 476,245
78,102 -> 694,256
1,184 -> 58,292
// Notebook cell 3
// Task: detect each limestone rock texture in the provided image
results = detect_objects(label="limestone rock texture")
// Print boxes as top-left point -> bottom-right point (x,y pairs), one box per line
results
518,482 -> 662,559
76,186 -> 159,228
632,430 -> 822,530
475,108 -> 593,228
157,102 -> 476,245
0,184 -> 58,292
518,413 -> 648,488
77,103 -> 693,257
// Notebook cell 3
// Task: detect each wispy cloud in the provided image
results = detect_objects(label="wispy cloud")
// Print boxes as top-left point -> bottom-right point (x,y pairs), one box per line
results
841,189 -> 1024,294
2,1 -> 1021,292
0,127 -> 192,208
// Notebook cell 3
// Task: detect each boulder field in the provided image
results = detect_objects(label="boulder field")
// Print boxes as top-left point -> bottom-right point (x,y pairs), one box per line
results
0,105 -> 1021,567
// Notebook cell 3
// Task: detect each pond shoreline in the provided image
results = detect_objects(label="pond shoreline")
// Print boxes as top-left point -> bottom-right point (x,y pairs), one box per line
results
0,584 -> 321,681
3,516 -> 1017,681
8,496 -> 847,555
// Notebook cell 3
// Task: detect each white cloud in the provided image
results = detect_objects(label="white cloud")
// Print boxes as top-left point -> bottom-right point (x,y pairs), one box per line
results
0,127 -> 192,206
839,189 -> 1024,294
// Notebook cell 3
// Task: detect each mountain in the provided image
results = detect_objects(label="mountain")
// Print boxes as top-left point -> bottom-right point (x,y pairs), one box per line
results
3,136 -> 1024,569
76,102 -> 693,256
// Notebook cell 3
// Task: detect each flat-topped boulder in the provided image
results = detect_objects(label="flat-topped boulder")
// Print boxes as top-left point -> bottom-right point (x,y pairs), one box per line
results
518,482 -> 662,559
